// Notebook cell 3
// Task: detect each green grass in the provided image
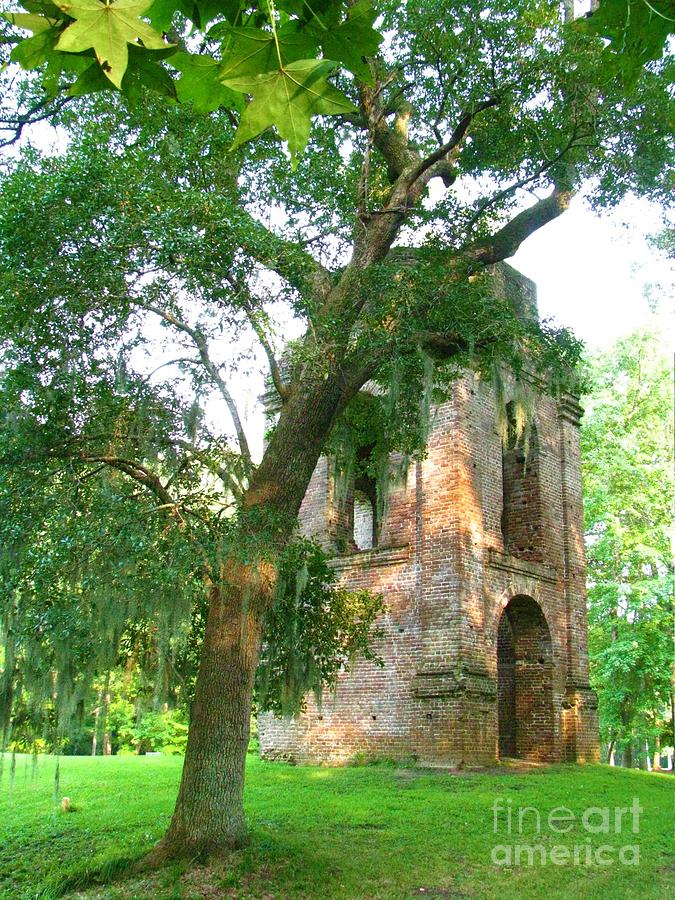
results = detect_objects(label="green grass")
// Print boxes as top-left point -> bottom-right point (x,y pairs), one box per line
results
0,753 -> 672,899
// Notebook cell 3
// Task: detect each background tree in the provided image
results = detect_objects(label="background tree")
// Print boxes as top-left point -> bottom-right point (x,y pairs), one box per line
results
0,0 -> 672,863
582,330 -> 674,768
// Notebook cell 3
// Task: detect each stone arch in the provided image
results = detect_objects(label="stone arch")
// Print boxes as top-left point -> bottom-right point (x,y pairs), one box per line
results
497,595 -> 554,761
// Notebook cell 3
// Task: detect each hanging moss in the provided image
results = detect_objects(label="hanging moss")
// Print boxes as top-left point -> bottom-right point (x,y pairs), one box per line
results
0,457 -> 206,755
255,538 -> 384,717
492,363 -> 536,460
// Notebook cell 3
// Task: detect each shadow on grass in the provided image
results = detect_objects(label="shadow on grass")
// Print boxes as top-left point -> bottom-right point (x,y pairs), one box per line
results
47,834 -> 338,899
44,852 -> 150,898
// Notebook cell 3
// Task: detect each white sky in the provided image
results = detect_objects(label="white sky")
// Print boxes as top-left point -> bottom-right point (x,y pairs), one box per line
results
511,194 -> 673,351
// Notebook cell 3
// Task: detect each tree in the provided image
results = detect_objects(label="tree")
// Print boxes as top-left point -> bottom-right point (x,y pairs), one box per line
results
582,331 -> 674,766
0,0 -> 672,863
2,0 -> 673,150
0,407 -> 383,751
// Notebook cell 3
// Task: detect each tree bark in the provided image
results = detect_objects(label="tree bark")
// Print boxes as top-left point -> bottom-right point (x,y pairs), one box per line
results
146,571 -> 270,862
641,740 -> 650,771
101,673 -> 111,757
91,688 -> 102,756
653,736 -> 661,771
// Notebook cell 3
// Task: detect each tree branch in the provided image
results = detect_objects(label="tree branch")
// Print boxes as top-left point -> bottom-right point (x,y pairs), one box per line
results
171,439 -> 245,499
404,99 -> 499,189
79,454 -> 181,514
138,301 -> 252,466
223,273 -> 290,402
141,357 -> 201,384
463,130 -> 585,237
0,96 -> 71,149
467,184 -> 574,266
358,74 -> 417,184
225,206 -> 333,302
349,89 -> 500,271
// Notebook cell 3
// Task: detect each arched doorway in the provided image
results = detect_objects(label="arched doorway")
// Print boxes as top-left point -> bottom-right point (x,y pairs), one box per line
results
497,596 -> 554,761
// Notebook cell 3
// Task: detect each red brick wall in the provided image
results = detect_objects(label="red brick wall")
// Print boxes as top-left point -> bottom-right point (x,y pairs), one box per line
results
497,614 -> 516,757
501,412 -> 544,562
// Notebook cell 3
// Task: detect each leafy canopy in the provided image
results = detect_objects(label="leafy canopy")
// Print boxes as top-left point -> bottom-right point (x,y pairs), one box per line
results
2,0 -> 382,159
579,0 -> 675,87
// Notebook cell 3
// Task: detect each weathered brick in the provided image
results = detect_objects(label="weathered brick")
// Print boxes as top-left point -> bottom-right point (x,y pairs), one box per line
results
260,269 -> 599,766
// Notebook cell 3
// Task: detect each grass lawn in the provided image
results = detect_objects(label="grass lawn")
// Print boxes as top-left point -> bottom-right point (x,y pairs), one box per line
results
0,753 -> 672,899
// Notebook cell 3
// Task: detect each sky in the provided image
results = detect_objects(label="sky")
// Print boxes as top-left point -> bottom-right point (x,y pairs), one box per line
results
511,195 -> 673,352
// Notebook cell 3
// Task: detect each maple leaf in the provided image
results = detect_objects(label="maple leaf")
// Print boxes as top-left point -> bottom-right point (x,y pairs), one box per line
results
218,24 -> 318,80
223,58 -> 357,162
3,9 -> 62,67
315,0 -> 383,84
3,11 -> 58,32
54,0 -> 169,88
169,51 -> 243,113
146,0 -> 194,32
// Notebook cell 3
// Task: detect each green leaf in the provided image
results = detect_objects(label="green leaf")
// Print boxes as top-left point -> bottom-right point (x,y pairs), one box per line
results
578,0 -> 674,86
223,58 -> 357,162
67,58 -> 112,94
314,0 -> 383,84
219,24 -> 318,80
193,0 -> 239,27
123,45 -> 178,103
169,51 -> 243,113
3,10 -> 56,31
3,8 -> 64,67
10,28 -> 62,68
18,0 -> 63,14
54,0 -> 170,88
146,0 -> 193,32
42,46 -> 91,94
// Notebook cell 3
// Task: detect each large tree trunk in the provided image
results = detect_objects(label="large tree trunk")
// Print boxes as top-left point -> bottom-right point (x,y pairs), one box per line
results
144,369 -> 368,864
147,569 -> 270,862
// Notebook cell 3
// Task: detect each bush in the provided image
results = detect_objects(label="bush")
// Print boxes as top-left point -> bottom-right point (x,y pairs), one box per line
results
124,709 -> 189,755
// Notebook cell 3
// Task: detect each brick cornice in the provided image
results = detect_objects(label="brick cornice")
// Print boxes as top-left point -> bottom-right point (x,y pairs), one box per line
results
412,665 -> 496,700
331,543 -> 410,571
487,549 -> 558,584
558,394 -> 584,427
563,683 -> 598,710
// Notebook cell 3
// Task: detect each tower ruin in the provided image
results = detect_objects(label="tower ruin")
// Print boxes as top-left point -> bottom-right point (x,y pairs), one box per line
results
259,266 -> 599,766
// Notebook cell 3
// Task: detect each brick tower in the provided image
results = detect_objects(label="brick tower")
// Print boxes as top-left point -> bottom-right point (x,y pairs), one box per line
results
259,266 -> 599,766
